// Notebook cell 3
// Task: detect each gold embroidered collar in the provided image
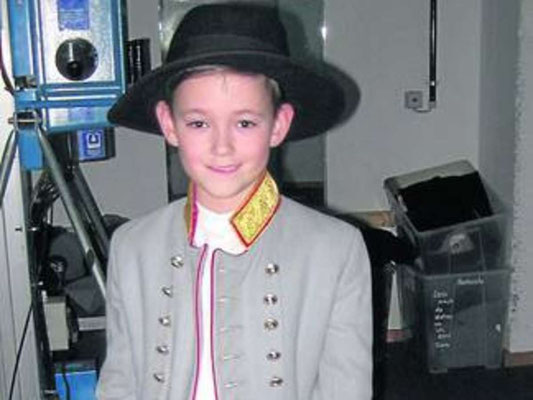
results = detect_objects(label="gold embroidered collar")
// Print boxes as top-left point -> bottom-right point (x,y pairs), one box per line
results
185,172 -> 281,249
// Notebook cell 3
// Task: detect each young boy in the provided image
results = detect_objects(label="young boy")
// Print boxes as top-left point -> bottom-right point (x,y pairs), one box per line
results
96,3 -> 372,399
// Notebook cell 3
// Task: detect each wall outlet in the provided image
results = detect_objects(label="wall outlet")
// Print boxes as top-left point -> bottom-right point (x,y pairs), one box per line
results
404,90 -> 423,110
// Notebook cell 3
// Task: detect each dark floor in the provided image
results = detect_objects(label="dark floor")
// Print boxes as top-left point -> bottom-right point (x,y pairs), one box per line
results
379,340 -> 533,400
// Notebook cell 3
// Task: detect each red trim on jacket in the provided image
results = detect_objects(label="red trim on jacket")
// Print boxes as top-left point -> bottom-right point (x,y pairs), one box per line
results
190,245 -> 208,400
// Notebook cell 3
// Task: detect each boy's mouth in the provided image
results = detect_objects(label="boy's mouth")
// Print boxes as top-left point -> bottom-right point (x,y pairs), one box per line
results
208,164 -> 240,174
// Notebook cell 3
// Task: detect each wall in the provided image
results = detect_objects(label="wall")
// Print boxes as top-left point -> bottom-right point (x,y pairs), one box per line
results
324,0 -> 482,213
509,0 -> 533,353
478,0 -> 519,206
478,0 -> 521,350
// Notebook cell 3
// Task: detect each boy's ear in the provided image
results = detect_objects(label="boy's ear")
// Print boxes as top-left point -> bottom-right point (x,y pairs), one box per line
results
270,103 -> 295,147
155,100 -> 179,147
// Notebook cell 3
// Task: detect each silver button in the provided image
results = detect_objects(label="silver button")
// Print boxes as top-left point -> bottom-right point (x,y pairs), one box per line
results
264,318 -> 279,331
161,286 -> 173,297
266,350 -> 281,361
269,376 -> 283,387
156,344 -> 170,355
263,293 -> 278,306
153,373 -> 165,383
265,263 -> 279,275
158,315 -> 171,327
170,255 -> 184,268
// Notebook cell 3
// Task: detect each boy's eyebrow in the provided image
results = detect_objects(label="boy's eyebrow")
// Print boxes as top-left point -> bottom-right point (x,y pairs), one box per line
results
175,108 -> 207,115
175,107 -> 270,117
172,107 -> 211,118
232,108 -> 270,117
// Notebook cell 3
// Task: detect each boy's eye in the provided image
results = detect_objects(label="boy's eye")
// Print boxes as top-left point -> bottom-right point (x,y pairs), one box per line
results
186,120 -> 208,129
237,120 -> 257,128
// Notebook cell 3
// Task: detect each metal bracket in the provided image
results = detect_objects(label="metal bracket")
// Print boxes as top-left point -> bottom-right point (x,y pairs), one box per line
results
8,110 -> 41,131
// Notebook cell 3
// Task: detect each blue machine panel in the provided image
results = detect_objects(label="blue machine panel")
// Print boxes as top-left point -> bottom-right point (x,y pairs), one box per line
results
7,0 -> 127,132
7,0 -> 127,169
19,128 -> 43,170
7,0 -> 34,79
77,129 -> 106,161
54,363 -> 97,400
58,0 -> 90,31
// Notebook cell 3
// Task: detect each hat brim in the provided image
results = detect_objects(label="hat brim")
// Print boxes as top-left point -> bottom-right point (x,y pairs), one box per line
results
108,50 -> 359,141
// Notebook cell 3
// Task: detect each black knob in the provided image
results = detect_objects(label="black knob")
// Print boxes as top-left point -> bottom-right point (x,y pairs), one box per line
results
55,38 -> 98,81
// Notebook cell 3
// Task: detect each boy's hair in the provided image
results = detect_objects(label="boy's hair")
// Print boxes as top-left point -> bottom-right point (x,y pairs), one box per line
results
163,65 -> 283,113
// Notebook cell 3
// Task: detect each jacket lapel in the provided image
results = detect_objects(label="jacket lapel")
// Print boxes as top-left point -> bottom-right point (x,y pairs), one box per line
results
184,172 -> 281,249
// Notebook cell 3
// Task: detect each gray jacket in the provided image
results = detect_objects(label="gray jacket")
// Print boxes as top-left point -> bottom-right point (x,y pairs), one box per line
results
96,196 -> 373,399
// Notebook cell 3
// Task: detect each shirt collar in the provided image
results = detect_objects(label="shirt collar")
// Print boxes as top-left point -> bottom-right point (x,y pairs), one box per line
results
185,172 -> 281,249
193,203 -> 245,255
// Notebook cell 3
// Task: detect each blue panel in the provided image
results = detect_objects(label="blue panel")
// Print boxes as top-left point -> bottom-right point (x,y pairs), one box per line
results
46,107 -> 113,133
77,129 -> 106,161
58,0 -> 90,31
111,0 -> 127,91
69,107 -> 94,121
7,0 -> 34,77
54,369 -> 97,400
18,129 -> 43,170
8,0 -> 127,132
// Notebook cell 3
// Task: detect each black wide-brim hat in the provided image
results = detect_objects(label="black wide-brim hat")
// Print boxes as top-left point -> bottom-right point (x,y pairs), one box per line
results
108,2 -> 359,141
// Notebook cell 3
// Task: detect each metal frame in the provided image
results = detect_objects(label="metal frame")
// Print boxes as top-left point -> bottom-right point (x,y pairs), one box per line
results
0,115 -> 108,299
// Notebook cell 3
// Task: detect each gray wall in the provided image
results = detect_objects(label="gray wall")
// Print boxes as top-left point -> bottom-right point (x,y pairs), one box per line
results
324,0 -> 482,212
478,0 -> 519,207
509,0 -> 533,353
478,0 -> 520,348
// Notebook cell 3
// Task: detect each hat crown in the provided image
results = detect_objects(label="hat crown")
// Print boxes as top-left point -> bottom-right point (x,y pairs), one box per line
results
166,3 -> 290,63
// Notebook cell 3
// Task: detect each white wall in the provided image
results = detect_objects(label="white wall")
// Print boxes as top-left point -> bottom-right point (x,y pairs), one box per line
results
324,0 -> 482,212
478,0 -> 519,207
509,0 -> 533,353
478,0 -> 520,349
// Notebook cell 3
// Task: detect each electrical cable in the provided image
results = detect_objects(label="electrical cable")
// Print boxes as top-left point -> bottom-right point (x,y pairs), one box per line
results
7,302 -> 34,400
0,28 -> 15,95
61,362 -> 71,400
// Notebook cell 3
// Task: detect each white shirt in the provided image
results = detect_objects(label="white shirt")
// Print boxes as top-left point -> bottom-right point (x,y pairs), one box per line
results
193,204 -> 245,399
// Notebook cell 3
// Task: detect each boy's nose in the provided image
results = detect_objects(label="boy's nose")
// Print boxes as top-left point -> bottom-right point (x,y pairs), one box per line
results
211,127 -> 234,155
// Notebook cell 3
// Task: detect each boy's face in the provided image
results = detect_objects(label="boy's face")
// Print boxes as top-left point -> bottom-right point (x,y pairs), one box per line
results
156,70 -> 294,212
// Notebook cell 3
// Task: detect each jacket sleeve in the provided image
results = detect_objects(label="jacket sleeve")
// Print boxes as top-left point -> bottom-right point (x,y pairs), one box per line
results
96,232 -> 136,400
313,229 -> 373,399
